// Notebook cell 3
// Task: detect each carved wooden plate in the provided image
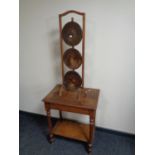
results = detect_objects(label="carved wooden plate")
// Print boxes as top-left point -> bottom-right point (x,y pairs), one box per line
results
63,48 -> 82,69
62,21 -> 82,46
63,71 -> 82,91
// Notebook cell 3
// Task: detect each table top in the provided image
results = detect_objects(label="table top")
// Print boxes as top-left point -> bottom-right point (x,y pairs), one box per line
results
43,84 -> 100,110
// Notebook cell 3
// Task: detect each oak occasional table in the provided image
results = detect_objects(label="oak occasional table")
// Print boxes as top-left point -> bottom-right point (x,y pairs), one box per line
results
43,84 -> 100,154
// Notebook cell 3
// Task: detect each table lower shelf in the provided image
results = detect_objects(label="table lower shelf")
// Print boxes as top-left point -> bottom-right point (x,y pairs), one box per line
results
52,119 -> 90,142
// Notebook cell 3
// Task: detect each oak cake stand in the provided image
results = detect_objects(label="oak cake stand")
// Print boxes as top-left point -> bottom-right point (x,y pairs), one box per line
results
43,10 -> 100,154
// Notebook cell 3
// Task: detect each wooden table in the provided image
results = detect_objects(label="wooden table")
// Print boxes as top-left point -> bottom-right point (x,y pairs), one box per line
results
43,84 -> 100,153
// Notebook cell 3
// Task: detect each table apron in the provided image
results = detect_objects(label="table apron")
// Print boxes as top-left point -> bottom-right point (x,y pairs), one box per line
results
48,103 -> 93,115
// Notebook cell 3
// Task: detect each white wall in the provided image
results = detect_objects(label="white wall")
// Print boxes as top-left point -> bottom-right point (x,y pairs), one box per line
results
20,0 -> 135,133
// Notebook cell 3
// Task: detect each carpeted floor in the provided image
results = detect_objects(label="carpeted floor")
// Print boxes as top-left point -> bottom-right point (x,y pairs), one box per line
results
19,111 -> 135,155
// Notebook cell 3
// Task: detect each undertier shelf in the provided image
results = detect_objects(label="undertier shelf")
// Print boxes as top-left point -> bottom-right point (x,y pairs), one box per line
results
52,119 -> 90,142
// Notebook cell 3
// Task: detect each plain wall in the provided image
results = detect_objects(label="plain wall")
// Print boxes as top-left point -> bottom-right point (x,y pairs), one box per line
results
19,0 -> 135,133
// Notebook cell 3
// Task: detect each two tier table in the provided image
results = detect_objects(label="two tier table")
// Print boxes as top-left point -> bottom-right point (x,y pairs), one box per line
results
43,84 -> 100,153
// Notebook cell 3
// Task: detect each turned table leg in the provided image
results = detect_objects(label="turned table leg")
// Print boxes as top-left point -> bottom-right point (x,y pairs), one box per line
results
88,111 -> 96,154
45,103 -> 54,143
59,110 -> 63,120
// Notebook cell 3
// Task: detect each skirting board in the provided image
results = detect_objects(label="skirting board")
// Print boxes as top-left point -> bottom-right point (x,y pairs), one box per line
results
19,110 -> 135,138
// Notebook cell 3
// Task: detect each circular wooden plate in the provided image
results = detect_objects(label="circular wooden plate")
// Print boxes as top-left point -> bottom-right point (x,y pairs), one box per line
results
63,48 -> 82,69
63,71 -> 82,91
62,21 -> 82,46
